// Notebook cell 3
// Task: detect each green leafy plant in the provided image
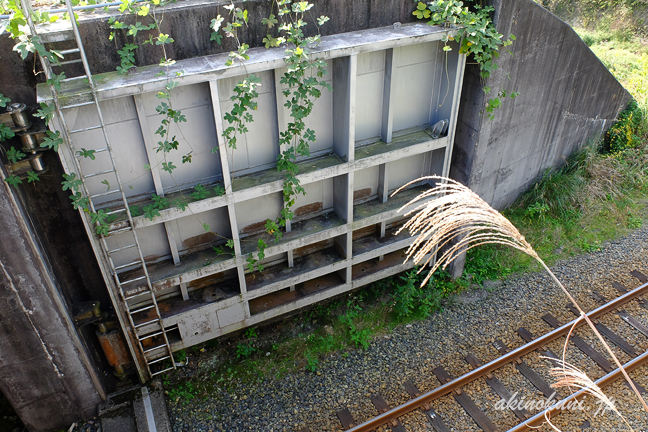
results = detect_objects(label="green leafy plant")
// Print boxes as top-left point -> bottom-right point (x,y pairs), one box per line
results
4,175 -> 21,188
607,100 -> 643,153
191,183 -> 210,200
415,0 -> 517,119
90,209 -> 111,236
305,352 -> 319,372
26,171 -> 40,183
6,147 -> 25,164
0,124 -> 15,141
391,269 -> 443,321
40,130 -> 63,152
235,343 -> 257,359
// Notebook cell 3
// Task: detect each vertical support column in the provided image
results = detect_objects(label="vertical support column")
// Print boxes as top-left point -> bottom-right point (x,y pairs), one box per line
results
332,55 -> 356,284
134,95 -> 181,265
332,55 -> 356,163
442,53 -> 467,176
209,80 -> 248,299
381,48 -> 396,144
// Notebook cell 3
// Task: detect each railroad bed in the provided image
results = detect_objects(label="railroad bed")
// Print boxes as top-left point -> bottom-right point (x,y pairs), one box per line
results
166,227 -> 648,432
299,270 -> 648,432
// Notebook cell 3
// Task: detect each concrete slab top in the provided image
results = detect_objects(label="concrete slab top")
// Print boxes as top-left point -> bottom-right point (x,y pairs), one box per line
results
37,22 -> 455,105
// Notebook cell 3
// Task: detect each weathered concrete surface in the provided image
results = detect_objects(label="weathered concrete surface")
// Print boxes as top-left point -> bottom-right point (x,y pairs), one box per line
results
451,0 -> 632,210
0,0 -> 419,106
0,167 -> 104,431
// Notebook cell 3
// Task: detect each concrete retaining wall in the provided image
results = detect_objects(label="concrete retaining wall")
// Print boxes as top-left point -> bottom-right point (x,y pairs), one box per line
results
450,0 -> 631,210
0,171 -> 104,431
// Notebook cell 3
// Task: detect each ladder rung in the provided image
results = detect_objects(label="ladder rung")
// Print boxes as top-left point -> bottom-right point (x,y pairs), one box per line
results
108,226 -> 133,236
105,208 -> 125,216
62,75 -> 87,83
62,101 -> 94,109
148,355 -> 171,365
115,259 -> 142,271
71,124 -> 103,134
59,48 -> 80,55
135,318 -> 160,329
83,169 -> 115,179
54,58 -> 83,66
144,344 -> 168,354
110,244 -> 137,254
90,189 -> 120,199
121,275 -> 147,286
151,366 -> 174,376
94,148 -> 108,154
131,304 -> 155,314
139,330 -> 164,340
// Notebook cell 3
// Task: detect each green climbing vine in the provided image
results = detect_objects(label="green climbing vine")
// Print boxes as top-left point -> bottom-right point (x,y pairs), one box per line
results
414,0 -> 518,119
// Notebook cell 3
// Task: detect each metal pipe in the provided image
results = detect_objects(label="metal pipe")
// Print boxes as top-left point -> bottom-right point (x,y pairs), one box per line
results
7,103 -> 30,129
344,280 -> 648,432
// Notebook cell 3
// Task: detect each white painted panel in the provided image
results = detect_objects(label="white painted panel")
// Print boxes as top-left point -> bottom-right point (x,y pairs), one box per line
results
218,71 -> 278,173
175,207 -> 231,253
152,104 -> 222,191
235,192 -> 283,235
355,71 -> 384,142
222,91 -> 278,172
278,64 -> 334,156
140,82 -> 212,116
387,154 -> 426,192
217,302 -> 246,327
103,224 -> 172,268
66,97 -> 138,127
73,120 -> 156,205
392,43 -> 439,133
354,166 -> 379,197
292,179 -> 334,218
398,41 -> 437,65
357,50 -> 385,75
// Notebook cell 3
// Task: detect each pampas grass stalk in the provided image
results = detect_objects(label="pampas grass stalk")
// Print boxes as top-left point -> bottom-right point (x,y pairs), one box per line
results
393,175 -> 648,417
542,357 -> 633,431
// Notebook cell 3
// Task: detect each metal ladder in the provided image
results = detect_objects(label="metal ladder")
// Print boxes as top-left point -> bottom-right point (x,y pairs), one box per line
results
20,0 -> 175,378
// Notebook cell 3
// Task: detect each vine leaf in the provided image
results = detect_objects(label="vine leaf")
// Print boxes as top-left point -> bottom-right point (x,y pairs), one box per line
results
26,171 -> 40,183
162,161 -> 177,173
40,130 -> 63,152
78,148 -> 96,160
4,175 -> 21,188
129,205 -> 142,217
61,173 -> 82,192
175,200 -> 188,211
143,204 -> 161,221
34,103 -> 55,125
6,147 -> 26,164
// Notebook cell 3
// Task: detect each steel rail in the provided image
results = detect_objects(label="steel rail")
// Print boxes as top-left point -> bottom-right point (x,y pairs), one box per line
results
507,348 -> 648,431
344,280 -> 648,432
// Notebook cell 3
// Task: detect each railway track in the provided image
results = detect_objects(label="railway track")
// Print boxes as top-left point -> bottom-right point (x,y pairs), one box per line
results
297,270 -> 648,432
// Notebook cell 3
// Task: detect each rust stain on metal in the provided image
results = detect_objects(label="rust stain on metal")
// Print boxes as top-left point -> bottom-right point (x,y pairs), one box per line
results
182,233 -> 215,250
249,288 -> 300,315
294,202 -> 323,217
96,329 -> 132,368
294,239 -> 332,258
353,188 -> 372,202
240,220 -> 268,235
352,224 -> 377,241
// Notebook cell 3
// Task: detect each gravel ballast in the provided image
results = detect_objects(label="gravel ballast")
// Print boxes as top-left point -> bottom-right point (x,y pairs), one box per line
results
166,226 -> 648,432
